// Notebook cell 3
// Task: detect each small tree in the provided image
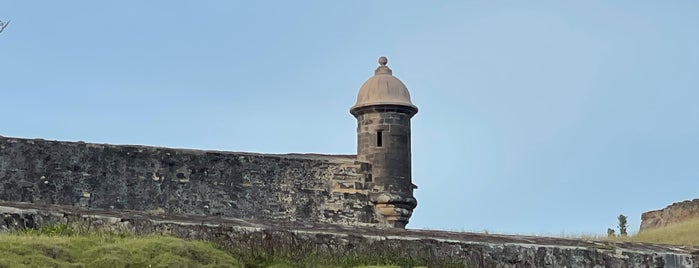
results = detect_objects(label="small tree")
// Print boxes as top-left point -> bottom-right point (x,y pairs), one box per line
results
0,20 -> 10,33
617,214 -> 628,237
607,228 -> 616,237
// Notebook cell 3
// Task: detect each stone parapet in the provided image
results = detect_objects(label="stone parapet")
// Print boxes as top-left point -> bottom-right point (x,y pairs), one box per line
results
0,202 -> 696,268
641,199 -> 699,231
0,136 -> 378,226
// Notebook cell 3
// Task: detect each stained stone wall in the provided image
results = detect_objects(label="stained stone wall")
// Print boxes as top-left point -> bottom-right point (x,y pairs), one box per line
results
353,105 -> 418,228
641,199 -> 699,231
355,106 -> 414,195
0,136 -> 382,226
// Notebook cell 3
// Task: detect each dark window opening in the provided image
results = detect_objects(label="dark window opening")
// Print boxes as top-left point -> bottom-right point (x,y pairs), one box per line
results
377,131 -> 383,147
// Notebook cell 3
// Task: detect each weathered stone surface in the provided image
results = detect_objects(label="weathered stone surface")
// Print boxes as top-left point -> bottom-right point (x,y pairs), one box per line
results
0,136 -> 383,226
353,106 -> 418,228
351,56 -> 417,111
351,57 -> 420,228
1,201 -> 697,268
641,199 -> 699,231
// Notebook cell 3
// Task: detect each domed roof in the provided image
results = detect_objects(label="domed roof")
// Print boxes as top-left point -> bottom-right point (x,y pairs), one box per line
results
351,57 -> 417,114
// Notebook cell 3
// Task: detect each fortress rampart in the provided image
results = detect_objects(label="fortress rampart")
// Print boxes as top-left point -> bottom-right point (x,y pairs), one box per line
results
0,57 -> 422,229
641,199 -> 699,231
0,136 -> 387,226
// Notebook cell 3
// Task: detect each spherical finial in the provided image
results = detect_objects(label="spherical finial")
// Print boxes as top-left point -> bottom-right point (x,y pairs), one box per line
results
378,56 -> 388,66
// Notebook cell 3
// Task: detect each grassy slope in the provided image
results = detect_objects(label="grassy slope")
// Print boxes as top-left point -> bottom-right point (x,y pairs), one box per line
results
0,235 -> 239,268
616,218 -> 699,246
0,232 -> 415,268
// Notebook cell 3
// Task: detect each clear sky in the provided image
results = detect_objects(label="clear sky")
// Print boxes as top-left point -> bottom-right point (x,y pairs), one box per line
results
2,1 -> 698,235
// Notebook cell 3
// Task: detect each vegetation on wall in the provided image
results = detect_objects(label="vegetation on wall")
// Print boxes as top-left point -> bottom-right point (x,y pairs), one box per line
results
617,214 -> 628,237
609,218 -> 699,246
0,225 -> 437,268
606,214 -> 629,238
0,234 -> 237,268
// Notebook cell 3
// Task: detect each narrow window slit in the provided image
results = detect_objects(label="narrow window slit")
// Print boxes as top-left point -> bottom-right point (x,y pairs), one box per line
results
377,131 -> 383,147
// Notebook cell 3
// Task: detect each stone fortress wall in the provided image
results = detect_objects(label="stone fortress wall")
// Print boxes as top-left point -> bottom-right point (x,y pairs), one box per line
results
0,136 -> 385,227
641,199 -> 699,231
0,57 -> 423,229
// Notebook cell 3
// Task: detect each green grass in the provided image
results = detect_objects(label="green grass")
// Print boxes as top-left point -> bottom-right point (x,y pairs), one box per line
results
0,234 -> 240,268
0,225 -> 433,268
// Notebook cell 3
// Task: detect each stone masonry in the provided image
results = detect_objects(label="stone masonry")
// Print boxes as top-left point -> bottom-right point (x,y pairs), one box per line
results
0,57 -> 422,229
641,199 -> 699,231
350,57 -> 420,228
0,136 -> 387,227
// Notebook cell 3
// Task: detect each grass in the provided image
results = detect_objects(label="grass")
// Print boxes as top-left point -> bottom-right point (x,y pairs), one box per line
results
473,218 -> 699,247
608,218 -> 699,246
0,234 -> 239,268
0,225 -> 432,268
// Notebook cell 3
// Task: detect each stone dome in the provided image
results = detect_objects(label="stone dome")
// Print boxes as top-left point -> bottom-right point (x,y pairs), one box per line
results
351,57 -> 417,114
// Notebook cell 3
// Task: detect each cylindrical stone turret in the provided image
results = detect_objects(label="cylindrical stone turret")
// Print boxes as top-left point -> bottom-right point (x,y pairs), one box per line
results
350,57 -> 418,228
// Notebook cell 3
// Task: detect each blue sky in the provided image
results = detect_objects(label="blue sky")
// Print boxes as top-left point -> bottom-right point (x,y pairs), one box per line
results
2,1 -> 698,235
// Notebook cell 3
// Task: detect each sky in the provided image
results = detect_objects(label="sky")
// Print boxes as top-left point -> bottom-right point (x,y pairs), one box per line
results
1,1 -> 698,235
